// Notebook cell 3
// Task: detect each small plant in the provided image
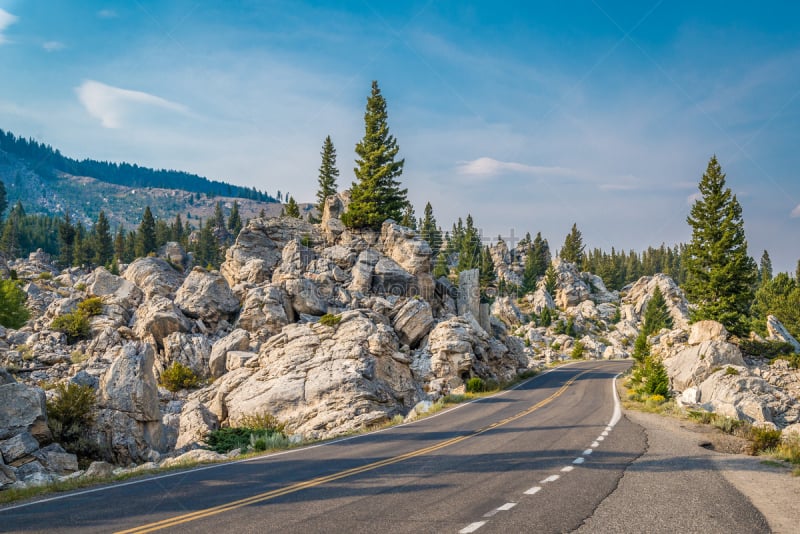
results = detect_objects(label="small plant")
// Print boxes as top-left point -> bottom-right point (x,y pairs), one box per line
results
74,282 -> 87,292
518,369 -> 539,379
551,342 -> 561,351
0,279 -> 31,329
748,426 -> 782,454
37,271 -> 53,280
465,377 -> 487,393
724,366 -> 740,376
687,409 -> 716,425
319,313 -> 341,327
77,297 -> 104,317
238,412 -> 286,434
51,310 -> 90,343
300,234 -> 313,248
160,362 -> 200,392
46,383 -> 99,462
70,350 -> 89,364
611,307 -> 621,324
570,341 -> 585,360
205,427 -> 253,454
18,344 -> 34,361
712,416 -> 742,434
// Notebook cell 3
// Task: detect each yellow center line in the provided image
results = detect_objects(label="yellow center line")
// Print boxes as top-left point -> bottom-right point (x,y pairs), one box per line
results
117,368 -> 593,533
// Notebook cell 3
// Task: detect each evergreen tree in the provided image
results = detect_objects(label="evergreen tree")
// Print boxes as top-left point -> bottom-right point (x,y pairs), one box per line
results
0,202 -> 24,257
341,81 -> 407,229
228,201 -> 242,236
400,203 -> 417,230
759,250 -> 773,284
135,206 -> 157,258
433,252 -> 449,278
419,202 -> 442,256
523,232 -> 551,292
113,226 -> 125,262
642,285 -> 673,335
684,156 -> 756,336
258,207 -> 266,219
560,223 -> 585,266
0,279 -> 29,328
458,214 -> 481,272
212,201 -> 226,229
480,245 -> 495,285
544,264 -> 558,295
171,214 -> 185,244
194,220 -> 220,268
285,196 -> 300,218
0,179 -> 6,222
58,214 -> 76,266
316,135 -> 339,213
124,230 -> 136,263
751,272 -> 800,339
92,211 -> 113,266
72,222 -> 92,266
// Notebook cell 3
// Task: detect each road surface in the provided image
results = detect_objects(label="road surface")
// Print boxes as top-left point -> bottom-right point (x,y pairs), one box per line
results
0,360 -> 769,533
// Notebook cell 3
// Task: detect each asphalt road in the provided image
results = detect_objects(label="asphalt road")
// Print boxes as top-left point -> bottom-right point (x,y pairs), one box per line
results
0,360 -> 769,533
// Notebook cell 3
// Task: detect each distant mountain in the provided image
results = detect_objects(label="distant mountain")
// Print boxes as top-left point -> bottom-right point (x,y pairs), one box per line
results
0,128 -> 292,229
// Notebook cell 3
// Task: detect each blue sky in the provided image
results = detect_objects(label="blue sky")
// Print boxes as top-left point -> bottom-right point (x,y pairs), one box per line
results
1,1 -> 798,271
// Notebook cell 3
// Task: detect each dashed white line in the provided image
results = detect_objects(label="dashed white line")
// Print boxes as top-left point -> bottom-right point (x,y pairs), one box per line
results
541,474 -> 560,483
561,465 -> 575,472
573,457 -> 585,464
497,502 -> 517,511
524,486 -> 542,495
483,509 -> 499,518
591,441 -> 600,448
459,521 -> 487,533
597,436 -> 605,441
583,449 -> 593,455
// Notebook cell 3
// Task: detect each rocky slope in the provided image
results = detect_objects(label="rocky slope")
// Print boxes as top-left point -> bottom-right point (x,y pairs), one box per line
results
1,195 -> 799,491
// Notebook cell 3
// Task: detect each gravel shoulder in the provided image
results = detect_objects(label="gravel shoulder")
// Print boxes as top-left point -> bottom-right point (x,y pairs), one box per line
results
626,409 -> 800,534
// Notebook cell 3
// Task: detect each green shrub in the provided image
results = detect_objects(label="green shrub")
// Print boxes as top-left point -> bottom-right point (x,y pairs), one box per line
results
47,383 -> 99,462
238,411 -> 286,434
70,350 -> 89,364
77,297 -> 104,317
160,362 -> 200,392
205,412 -> 288,454
712,416 -> 742,434
724,366 -> 740,376
772,353 -> 800,369
300,234 -> 313,248
51,311 -> 90,343
611,307 -> 621,324
540,307 -> 553,327
0,279 -> 30,329
687,410 -> 716,424
748,426 -> 782,454
205,427 -> 253,454
465,377 -> 487,393
37,271 -> 53,280
570,341 -> 585,360
319,313 -> 341,327
739,339 -> 794,359
74,282 -> 87,291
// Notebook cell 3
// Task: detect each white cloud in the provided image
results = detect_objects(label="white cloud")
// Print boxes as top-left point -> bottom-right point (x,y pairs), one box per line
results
791,204 -> 800,218
97,9 -> 118,19
42,41 -> 65,52
0,8 -> 18,44
75,80 -> 188,128
456,157 -> 576,178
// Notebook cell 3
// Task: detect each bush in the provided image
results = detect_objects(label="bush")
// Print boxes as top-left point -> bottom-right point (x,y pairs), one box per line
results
465,377 -> 487,393
74,282 -> 87,292
51,311 -> 90,343
77,297 -> 104,317
205,427 -> 253,454
540,307 -> 553,327
724,366 -> 740,376
0,279 -> 30,328
570,341 -> 585,360
238,412 -> 286,434
739,339 -> 794,359
37,271 -> 53,280
47,383 -> 99,461
160,362 -> 200,392
319,313 -> 341,327
748,426 -> 782,454
712,416 -> 742,434
205,412 -> 288,454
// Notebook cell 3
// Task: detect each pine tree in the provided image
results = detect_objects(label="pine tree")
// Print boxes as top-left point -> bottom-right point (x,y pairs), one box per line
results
57,214 -> 76,267
796,259 -> 800,281
433,252 -> 449,278
684,156 -> 756,336
341,81 -> 407,229
171,214 -> 185,245
400,203 -> 417,230
135,206 -> 157,258
212,201 -> 226,229
523,232 -> 551,292
92,211 -> 113,266
228,201 -> 242,236
419,202 -> 442,256
72,222 -> 92,266
285,196 -> 300,218
544,264 -> 558,295
560,223 -> 584,266
458,214 -> 481,272
0,179 -> 6,222
113,226 -> 125,262
642,285 -> 673,335
316,136 -> 339,213
480,245 -> 495,285
759,250 -> 773,285
0,202 -> 24,257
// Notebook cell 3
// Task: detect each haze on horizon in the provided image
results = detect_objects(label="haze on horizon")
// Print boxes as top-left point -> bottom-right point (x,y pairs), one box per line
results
0,1 -> 797,271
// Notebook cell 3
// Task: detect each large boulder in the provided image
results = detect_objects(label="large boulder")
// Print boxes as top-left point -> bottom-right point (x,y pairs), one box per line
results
99,343 -> 161,422
766,315 -> 800,352
175,268 -> 240,327
0,382 -> 50,442
664,339 -> 746,392
161,332 -> 212,379
235,284 -> 293,341
688,320 -> 728,345
491,296 -> 524,327
132,296 -> 192,350
87,267 -> 143,309
392,299 -> 434,348
217,310 -> 420,440
320,193 -> 348,245
489,240 -> 524,288
209,329 -> 251,378
284,278 -> 328,316
697,370 -> 800,426
552,259 -> 591,309
122,257 -> 185,300
528,287 -> 555,315
380,221 -> 434,299
620,274 -> 690,330
372,257 -> 414,298
175,400 -> 219,450
0,431 -> 40,465
349,250 -> 380,295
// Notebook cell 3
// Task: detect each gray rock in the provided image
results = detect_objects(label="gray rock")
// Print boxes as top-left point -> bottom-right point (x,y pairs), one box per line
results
34,443 -> 78,474
99,342 -> 161,422
457,269 -> 481,319
132,296 -> 192,349
70,370 -> 100,390
664,339 -> 745,391
766,315 -> 800,352
0,431 -> 40,464
688,320 -> 728,345
235,284 -> 292,341
285,277 -> 328,316
175,268 -> 240,326
83,460 -> 115,479
175,400 -> 219,450
123,257 -> 185,300
392,299 -> 434,348
161,332 -> 212,379
0,382 -> 50,442
209,329 -> 251,378
158,241 -> 189,269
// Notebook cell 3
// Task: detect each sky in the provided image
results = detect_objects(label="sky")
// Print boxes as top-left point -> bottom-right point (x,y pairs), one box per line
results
0,1 -> 798,272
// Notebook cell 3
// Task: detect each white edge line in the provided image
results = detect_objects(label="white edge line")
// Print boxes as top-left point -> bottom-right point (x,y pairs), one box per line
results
459,521 -> 487,533
561,465 -> 575,472
609,373 -> 622,427
2,361 -> 593,512
541,474 -> 560,483
524,486 -> 542,495
497,502 -> 517,511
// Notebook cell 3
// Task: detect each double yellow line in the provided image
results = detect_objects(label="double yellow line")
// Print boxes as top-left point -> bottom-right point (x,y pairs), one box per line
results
118,368 -> 591,533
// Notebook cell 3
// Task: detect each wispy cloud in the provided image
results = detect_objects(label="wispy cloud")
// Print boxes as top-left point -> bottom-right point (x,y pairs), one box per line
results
97,9 -> 118,19
0,8 -> 18,44
42,41 -> 65,52
791,204 -> 800,218
75,80 -> 188,128
456,157 -> 576,178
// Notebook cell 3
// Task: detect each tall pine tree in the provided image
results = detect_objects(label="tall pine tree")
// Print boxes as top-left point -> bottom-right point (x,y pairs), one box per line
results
759,250 -> 773,285
228,201 -> 242,236
0,179 -> 6,222
285,196 -> 300,218
684,156 -> 756,336
135,206 -> 157,258
419,202 -> 442,256
342,81 -> 407,229
316,135 -> 339,213
92,211 -> 113,266
560,223 -> 584,266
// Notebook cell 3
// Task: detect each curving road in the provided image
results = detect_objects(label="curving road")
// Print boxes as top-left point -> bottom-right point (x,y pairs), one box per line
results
1,360 -> 769,533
